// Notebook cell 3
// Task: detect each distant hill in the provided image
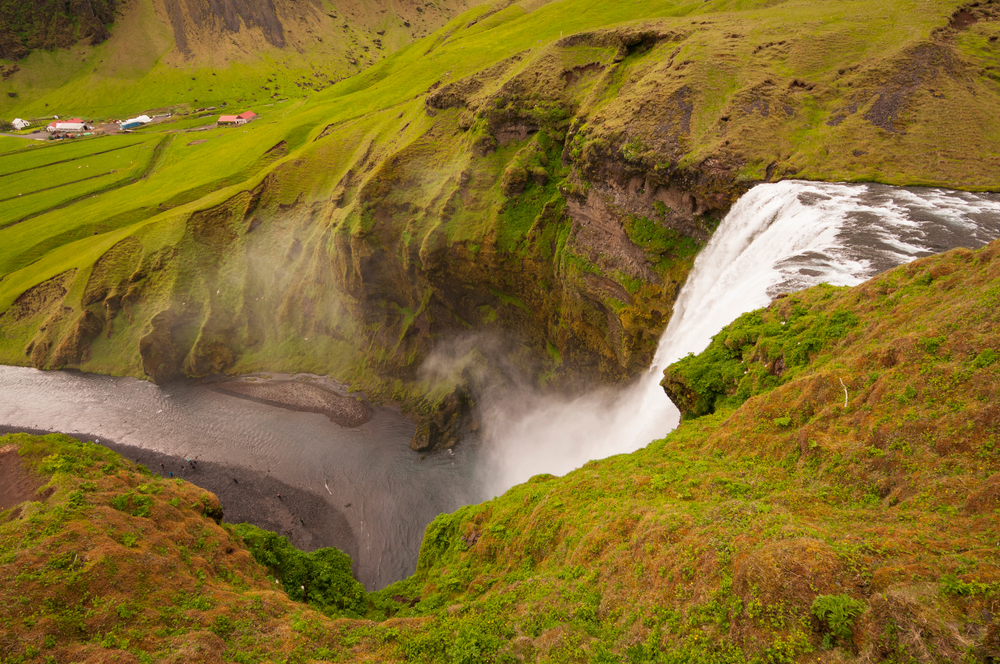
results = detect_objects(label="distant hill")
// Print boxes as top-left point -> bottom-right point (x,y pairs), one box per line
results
0,0 -> 490,117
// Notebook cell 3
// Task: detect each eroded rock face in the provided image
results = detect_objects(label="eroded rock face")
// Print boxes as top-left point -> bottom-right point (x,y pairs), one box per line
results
163,0 -> 286,55
0,29 -> 30,61
410,387 -> 476,452
0,0 -> 117,57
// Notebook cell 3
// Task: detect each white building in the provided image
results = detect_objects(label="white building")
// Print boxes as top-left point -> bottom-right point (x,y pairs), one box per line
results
11,118 -> 29,130
48,122 -> 89,133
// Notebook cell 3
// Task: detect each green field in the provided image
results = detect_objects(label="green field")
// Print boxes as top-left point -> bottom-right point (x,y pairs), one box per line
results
0,136 -> 147,175
0,137 -> 157,228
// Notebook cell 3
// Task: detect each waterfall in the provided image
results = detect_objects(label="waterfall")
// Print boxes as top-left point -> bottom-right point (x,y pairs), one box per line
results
477,180 -> 1000,497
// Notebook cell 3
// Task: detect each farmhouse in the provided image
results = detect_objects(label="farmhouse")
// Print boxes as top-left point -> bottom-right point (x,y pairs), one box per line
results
218,111 -> 256,126
46,119 -> 90,133
12,118 -> 29,130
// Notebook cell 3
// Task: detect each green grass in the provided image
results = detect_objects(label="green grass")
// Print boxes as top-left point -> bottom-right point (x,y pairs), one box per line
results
0,141 -> 154,224
0,135 -> 147,176
0,136 -> 47,154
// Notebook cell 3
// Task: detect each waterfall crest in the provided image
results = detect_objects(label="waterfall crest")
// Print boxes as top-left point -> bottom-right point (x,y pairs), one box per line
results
478,181 -> 1000,497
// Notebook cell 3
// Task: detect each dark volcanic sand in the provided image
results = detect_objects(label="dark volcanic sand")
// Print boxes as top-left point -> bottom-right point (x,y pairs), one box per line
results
0,425 -> 359,567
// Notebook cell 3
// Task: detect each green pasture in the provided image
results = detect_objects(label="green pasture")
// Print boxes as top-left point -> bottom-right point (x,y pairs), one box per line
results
0,135 -> 149,176
0,115 -> 302,306
0,139 -> 156,229
0,136 -> 46,155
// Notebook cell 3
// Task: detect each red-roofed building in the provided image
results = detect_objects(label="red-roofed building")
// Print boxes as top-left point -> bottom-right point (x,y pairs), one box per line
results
219,111 -> 255,126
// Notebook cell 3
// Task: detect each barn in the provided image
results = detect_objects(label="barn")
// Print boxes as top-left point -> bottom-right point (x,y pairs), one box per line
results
219,111 -> 256,126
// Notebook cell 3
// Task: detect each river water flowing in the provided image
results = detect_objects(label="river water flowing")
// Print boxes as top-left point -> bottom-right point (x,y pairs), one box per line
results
2,180 -> 1000,588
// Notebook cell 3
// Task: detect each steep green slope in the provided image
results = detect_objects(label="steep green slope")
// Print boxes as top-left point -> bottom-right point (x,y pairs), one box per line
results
348,239 -> 1000,663
0,432 -> 368,663
3,237 -> 999,663
2,0 -> 1000,447
0,0 -> 492,118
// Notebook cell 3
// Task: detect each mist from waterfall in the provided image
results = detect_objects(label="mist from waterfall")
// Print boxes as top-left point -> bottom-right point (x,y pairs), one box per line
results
476,180 -> 1000,498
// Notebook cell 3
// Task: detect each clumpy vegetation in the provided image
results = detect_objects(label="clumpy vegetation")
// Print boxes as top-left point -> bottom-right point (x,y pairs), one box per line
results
0,432 -> 377,663
662,289 -> 863,417
4,239 -> 1000,663
233,523 -> 367,617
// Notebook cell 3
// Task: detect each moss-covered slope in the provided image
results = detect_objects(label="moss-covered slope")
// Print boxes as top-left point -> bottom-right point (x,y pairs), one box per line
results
3,0 -> 1000,447
363,238 -> 1000,662
0,432 -> 368,663
4,235 -> 1000,663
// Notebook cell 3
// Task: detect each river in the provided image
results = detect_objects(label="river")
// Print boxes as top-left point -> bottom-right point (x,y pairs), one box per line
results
2,180 -> 1000,589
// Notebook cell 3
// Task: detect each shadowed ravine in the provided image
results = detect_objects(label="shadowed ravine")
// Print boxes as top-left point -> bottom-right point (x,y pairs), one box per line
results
2,181 -> 999,590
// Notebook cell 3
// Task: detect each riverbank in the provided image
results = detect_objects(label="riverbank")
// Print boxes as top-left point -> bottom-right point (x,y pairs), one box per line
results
0,425 -> 359,566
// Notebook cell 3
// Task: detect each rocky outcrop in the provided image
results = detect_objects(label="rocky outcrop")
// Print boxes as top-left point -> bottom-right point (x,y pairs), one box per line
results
0,29 -> 30,61
164,0 -> 287,55
0,0 -> 117,57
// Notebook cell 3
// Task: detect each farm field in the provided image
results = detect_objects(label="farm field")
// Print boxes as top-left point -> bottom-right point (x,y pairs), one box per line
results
0,137 -> 46,154
0,135 -> 150,176
0,113 -> 311,304
0,138 -> 159,229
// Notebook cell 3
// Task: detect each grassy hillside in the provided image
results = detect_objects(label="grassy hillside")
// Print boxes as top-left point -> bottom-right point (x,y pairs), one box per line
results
0,432 -> 371,663
0,0 -> 492,119
3,237 -> 999,663
2,0 -> 1000,447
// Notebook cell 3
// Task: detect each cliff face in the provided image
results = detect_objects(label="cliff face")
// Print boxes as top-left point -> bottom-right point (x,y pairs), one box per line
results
5,240 -> 1000,663
0,0 -> 116,57
3,0 -> 1000,450
163,0 -> 288,53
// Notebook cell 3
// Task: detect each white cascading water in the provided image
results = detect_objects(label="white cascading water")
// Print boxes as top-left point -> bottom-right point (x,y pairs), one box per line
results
3,179 -> 1000,587
477,180 -> 1000,498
